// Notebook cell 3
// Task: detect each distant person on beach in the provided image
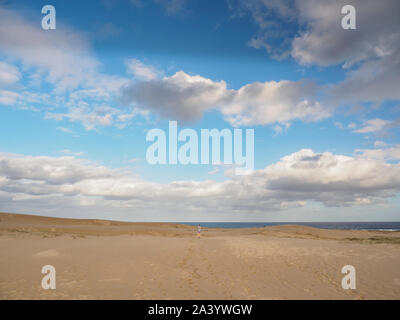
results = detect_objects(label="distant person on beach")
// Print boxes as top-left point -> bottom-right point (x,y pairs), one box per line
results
197,224 -> 201,238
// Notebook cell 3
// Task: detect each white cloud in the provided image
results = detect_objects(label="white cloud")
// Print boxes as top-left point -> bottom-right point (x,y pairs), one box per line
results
46,104 -> 137,131
221,79 -> 328,126
235,0 -> 400,109
333,121 -> 343,130
122,70 -> 329,125
329,51 -> 400,104
348,122 -> 357,129
1,149 -> 400,218
291,0 -> 400,67
233,0 -> 296,59
122,71 -> 230,122
294,0 -> 400,105
0,90 -> 19,105
207,167 -> 219,175
353,118 -> 400,134
56,127 -> 74,134
0,8 -> 132,130
0,8 -> 99,92
0,153 -> 119,186
125,59 -> 162,81
260,149 -> 400,207
0,62 -> 21,87
374,141 -> 387,148
356,145 -> 400,161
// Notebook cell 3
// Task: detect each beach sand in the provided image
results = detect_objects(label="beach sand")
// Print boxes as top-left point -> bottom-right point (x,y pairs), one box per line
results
0,212 -> 399,300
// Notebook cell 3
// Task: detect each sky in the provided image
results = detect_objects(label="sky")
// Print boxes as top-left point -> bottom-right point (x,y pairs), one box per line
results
0,0 -> 400,222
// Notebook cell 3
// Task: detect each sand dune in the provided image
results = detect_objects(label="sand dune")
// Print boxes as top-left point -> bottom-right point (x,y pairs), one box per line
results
0,212 -> 399,299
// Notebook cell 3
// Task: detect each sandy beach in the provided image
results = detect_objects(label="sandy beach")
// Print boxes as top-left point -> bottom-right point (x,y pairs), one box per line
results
0,212 -> 399,300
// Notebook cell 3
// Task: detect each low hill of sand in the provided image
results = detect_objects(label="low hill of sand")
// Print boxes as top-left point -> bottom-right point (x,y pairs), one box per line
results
1,212 -> 399,243
0,212 -> 193,237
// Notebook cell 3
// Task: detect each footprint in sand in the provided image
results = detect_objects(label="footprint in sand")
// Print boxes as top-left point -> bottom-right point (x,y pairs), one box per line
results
34,249 -> 60,257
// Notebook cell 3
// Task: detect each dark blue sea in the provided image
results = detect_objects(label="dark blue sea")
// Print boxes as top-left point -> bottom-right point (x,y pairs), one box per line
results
182,222 -> 400,231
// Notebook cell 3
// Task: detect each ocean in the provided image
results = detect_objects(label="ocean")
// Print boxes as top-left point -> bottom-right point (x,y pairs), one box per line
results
182,222 -> 400,231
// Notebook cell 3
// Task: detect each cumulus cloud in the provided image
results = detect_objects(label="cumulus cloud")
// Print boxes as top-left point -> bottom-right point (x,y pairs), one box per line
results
121,71 -> 230,122
122,70 -> 329,125
260,149 -> 400,207
235,0 -> 399,68
291,0 -> 400,67
235,0 -> 400,109
220,79 -> 328,126
297,0 -> 400,106
1,149 -> 399,218
0,153 -> 119,186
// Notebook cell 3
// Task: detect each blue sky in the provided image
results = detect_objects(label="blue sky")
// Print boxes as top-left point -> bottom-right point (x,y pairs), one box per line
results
0,0 -> 400,221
